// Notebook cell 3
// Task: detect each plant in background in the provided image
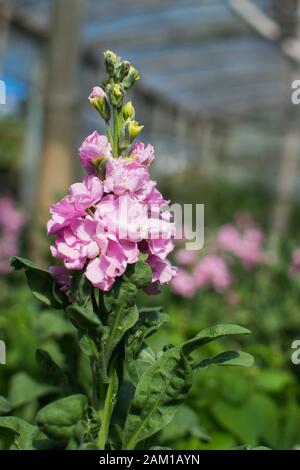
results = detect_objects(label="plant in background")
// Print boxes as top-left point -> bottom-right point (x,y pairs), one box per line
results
0,51 -> 253,450
0,195 -> 25,274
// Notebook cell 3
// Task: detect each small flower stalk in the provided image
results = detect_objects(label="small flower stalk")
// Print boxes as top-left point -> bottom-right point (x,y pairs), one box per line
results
6,51 -> 253,451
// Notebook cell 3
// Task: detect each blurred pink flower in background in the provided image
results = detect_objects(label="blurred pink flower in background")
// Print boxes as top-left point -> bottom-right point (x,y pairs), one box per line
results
193,255 -> 232,293
289,248 -> 300,278
218,222 -> 264,269
171,268 -> 196,298
175,249 -> 197,266
0,195 -> 25,274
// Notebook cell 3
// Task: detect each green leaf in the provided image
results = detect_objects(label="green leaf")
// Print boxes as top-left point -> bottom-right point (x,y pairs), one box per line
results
0,396 -> 12,416
127,343 -> 157,385
36,349 -> 71,394
159,405 -> 210,443
9,372 -> 58,408
78,331 -> 100,357
66,304 -> 101,330
255,369 -> 294,394
212,393 -> 279,448
36,394 -> 88,440
182,324 -> 251,356
34,311 -> 75,339
10,256 -> 68,309
123,347 -> 193,450
0,416 -> 39,449
104,279 -> 139,371
128,308 -> 169,354
124,260 -> 152,288
195,351 -> 254,369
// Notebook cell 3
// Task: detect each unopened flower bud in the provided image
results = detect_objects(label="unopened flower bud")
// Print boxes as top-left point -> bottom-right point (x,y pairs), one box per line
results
115,60 -> 131,82
123,101 -> 135,120
103,50 -> 119,77
128,119 -> 144,141
89,86 -> 111,121
92,155 -> 109,179
108,83 -> 124,108
122,66 -> 140,90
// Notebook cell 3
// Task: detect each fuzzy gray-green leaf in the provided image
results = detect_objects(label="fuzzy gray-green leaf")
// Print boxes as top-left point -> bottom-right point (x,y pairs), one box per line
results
123,347 -> 193,450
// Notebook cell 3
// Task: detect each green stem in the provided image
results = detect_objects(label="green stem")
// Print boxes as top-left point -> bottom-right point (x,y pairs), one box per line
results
112,107 -> 123,157
97,371 -> 118,450
105,121 -> 113,147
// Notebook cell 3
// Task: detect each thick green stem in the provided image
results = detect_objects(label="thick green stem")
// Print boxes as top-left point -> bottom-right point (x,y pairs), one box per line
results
97,372 -> 118,450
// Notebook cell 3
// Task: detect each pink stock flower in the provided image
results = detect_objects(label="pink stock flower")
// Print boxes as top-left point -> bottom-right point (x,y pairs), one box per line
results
79,131 -> 112,175
146,255 -> 177,294
48,150 -> 176,292
47,176 -> 104,235
104,158 -> 155,201
171,269 -> 196,298
130,143 -> 155,167
194,255 -> 231,293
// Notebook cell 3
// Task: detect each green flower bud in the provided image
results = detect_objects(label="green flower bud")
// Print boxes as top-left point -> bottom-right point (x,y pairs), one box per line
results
92,155 -> 109,179
89,86 -> 111,121
119,118 -> 143,149
128,119 -> 144,141
123,101 -> 135,120
115,60 -> 131,82
103,50 -> 119,77
122,66 -> 140,90
108,83 -> 124,108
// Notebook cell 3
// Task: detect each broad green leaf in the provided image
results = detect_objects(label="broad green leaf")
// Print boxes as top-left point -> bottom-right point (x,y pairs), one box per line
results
182,324 -> 251,355
66,304 -> 101,330
104,279 -> 139,370
78,331 -> 99,357
212,393 -> 279,448
0,396 -> 12,416
36,349 -> 71,394
34,311 -> 75,339
124,260 -> 152,288
159,405 -> 210,443
255,369 -> 294,394
9,372 -> 58,408
0,416 -> 39,449
10,256 -> 68,309
127,343 -> 157,385
195,351 -> 254,369
36,394 -> 88,440
123,347 -> 193,450
127,308 -> 169,354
